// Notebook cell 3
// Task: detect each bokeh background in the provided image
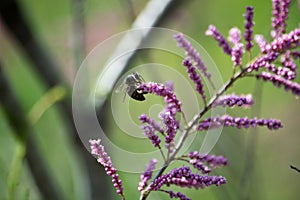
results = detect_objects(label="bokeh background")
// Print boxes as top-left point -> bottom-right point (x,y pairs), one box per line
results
0,0 -> 299,200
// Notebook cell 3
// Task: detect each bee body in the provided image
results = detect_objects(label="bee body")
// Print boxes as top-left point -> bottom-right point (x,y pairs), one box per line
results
129,89 -> 146,101
117,72 -> 147,101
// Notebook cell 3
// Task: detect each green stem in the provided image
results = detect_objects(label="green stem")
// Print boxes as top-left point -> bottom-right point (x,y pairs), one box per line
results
8,139 -> 26,200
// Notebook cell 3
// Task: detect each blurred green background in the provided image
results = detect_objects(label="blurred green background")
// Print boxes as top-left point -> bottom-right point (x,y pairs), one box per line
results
0,0 -> 299,200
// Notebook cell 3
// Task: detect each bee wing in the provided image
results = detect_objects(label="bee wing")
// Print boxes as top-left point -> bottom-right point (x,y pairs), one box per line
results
115,82 -> 125,93
114,82 -> 128,103
133,72 -> 145,83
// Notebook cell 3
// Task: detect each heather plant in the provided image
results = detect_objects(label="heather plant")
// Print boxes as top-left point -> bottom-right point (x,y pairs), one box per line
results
89,1 -> 299,199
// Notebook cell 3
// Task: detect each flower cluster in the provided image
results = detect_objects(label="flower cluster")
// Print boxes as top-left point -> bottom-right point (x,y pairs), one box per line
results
263,28 -> 300,53
139,114 -> 165,134
148,166 -> 226,191
186,151 -> 228,174
138,82 -> 182,148
281,51 -> 297,74
256,72 -> 300,96
212,93 -> 254,108
205,25 -> 232,55
167,191 -> 191,200
182,59 -> 206,101
255,34 -> 268,51
271,0 -> 291,37
139,114 -> 164,148
89,139 -> 125,198
228,27 -> 245,67
248,52 -> 279,72
174,33 -> 211,79
138,159 -> 158,191
198,115 -> 283,131
244,6 -> 254,51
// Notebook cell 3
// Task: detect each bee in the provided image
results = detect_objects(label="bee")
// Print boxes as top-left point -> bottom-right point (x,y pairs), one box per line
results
116,72 -> 148,101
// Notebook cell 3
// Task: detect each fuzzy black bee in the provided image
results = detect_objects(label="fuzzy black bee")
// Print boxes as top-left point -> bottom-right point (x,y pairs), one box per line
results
116,72 -> 148,101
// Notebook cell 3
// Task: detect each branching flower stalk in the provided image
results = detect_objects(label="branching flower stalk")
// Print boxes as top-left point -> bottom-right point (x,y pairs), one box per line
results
89,1 -> 299,199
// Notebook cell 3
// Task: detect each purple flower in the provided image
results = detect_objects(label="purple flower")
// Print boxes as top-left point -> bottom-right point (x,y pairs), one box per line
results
197,115 -> 283,130
168,191 -> 191,200
264,64 -> 295,80
256,71 -> 300,96
138,82 -> 182,146
291,50 -> 300,60
229,27 -> 242,44
187,152 -> 228,174
248,52 -> 279,72
160,111 -> 179,148
228,27 -> 244,66
279,0 -> 290,34
213,93 -> 254,108
187,151 -> 228,174
141,125 -> 161,148
148,166 -> 226,191
244,6 -> 255,51
89,139 -> 125,196
281,51 -> 297,74
254,34 -> 268,52
231,43 -> 244,67
182,59 -> 206,101
271,0 -> 291,37
138,159 -> 158,191
139,114 -> 164,134
264,28 -> 300,53
272,0 -> 282,37
174,33 -> 212,79
206,25 -> 232,55
188,151 -> 228,168
138,82 -> 182,114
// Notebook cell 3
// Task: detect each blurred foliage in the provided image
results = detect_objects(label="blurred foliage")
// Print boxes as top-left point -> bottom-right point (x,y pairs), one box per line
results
0,0 -> 299,200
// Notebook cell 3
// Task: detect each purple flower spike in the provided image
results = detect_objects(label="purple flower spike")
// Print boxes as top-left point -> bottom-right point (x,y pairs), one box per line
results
264,28 -> 300,53
139,114 -> 164,134
280,0 -> 290,34
291,51 -> 300,60
271,0 -> 291,37
198,115 -> 283,131
89,139 -> 125,196
264,64 -> 295,80
182,59 -> 206,101
244,6 -> 254,51
272,0 -> 282,37
206,25 -> 232,55
256,72 -> 300,96
138,159 -> 158,191
168,191 -> 191,200
141,125 -> 161,148
281,51 -> 297,74
138,82 -> 182,114
149,166 -> 226,191
174,33 -> 212,79
213,93 -> 254,108
248,52 -> 279,72
229,27 -> 242,44
228,27 -> 244,66
231,43 -> 244,67
138,82 -> 182,146
188,151 -> 228,174
255,34 -> 268,52
160,111 -> 179,148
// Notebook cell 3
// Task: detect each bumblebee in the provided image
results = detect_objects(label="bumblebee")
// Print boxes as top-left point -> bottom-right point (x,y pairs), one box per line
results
117,72 -> 147,101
